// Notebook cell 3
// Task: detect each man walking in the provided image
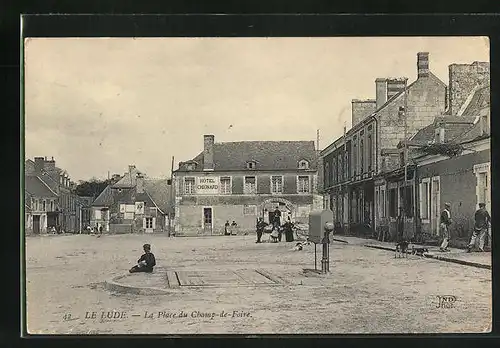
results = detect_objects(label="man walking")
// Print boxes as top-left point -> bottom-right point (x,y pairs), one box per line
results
440,203 -> 452,252
256,217 -> 265,243
467,203 -> 491,252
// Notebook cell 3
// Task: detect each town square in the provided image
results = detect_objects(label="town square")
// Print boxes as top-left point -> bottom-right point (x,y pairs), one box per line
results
24,37 -> 491,334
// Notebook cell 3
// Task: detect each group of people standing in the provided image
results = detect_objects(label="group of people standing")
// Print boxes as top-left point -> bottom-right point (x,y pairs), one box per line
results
224,220 -> 238,236
439,202 -> 491,252
255,207 -> 295,243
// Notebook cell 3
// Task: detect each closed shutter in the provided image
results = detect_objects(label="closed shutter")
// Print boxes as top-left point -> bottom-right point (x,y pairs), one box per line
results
152,218 -> 156,229
258,175 -> 270,194
231,176 -> 244,194
418,182 -> 423,219
142,218 -> 146,229
283,175 -> 296,194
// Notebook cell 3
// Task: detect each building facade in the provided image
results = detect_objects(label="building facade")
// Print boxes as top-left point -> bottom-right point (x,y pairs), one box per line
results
173,135 -> 322,236
321,52 -> 447,235
25,157 -> 82,233
25,175 -> 59,234
91,165 -> 172,234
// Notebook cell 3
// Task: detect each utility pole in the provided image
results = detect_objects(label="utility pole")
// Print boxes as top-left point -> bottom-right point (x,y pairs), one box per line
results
169,156 -> 175,237
401,78 -> 409,237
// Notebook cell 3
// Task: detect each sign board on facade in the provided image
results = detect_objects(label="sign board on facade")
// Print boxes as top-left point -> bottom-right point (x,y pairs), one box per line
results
119,204 -> 126,213
135,202 -> 145,215
196,177 -> 219,195
125,204 -> 135,213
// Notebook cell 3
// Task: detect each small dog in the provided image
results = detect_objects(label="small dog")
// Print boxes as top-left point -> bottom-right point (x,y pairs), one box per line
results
411,246 -> 429,256
395,240 -> 409,258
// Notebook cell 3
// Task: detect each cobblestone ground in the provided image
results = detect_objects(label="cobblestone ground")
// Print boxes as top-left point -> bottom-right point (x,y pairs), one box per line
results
25,234 -> 492,335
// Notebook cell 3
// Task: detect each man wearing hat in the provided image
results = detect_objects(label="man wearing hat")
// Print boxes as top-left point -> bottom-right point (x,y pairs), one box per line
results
467,203 -> 491,252
129,244 -> 156,273
439,203 -> 452,252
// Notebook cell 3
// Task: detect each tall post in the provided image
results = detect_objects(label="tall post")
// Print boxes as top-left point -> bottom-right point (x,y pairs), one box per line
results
317,129 -> 320,151
403,78 -> 409,237
169,156 -> 175,237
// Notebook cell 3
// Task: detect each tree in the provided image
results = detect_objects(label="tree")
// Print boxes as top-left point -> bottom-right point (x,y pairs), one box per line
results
74,178 -> 113,198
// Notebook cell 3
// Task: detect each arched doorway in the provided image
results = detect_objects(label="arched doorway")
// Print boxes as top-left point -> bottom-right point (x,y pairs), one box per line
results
259,198 -> 295,225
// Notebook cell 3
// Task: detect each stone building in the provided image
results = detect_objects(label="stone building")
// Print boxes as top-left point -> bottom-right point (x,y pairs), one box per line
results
321,52 -> 447,235
91,165 -> 173,234
24,175 -> 59,234
173,135 -> 322,236
25,157 -> 81,233
373,63 -> 489,243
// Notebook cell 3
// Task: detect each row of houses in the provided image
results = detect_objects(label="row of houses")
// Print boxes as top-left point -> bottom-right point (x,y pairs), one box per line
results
24,157 -> 93,234
320,52 -> 490,245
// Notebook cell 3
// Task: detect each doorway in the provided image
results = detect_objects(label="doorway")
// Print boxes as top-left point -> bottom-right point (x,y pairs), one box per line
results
203,207 -> 213,234
33,215 -> 40,234
430,176 -> 441,235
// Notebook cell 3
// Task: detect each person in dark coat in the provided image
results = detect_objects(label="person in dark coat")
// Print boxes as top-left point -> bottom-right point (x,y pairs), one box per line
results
129,244 -> 156,273
467,203 -> 491,252
283,216 -> 295,242
224,221 -> 230,236
396,207 -> 405,242
273,207 -> 282,241
256,218 -> 266,243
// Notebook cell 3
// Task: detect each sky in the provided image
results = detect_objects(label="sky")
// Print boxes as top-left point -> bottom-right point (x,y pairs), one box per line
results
24,37 -> 489,182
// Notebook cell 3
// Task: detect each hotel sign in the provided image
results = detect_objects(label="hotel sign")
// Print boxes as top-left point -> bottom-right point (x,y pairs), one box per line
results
196,177 -> 219,195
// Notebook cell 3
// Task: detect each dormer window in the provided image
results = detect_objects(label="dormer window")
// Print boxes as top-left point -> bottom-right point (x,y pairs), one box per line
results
186,163 -> 196,171
298,160 -> 309,170
246,161 -> 256,170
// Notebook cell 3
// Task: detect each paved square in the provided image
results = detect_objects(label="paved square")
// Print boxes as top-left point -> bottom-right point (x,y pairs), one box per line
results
25,234 -> 492,334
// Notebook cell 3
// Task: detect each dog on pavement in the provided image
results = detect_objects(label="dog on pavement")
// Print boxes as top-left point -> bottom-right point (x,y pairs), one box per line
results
411,246 -> 429,256
395,240 -> 409,258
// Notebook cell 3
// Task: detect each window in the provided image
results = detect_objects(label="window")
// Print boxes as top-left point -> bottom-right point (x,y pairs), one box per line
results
298,176 -> 310,193
145,217 -> 153,229
186,163 -> 196,171
381,189 -> 386,217
95,209 -> 102,220
420,179 -> 430,220
389,188 -> 397,218
324,163 -> 330,187
271,176 -> 283,194
184,177 -> 195,195
42,200 -> 46,211
344,152 -> 348,180
353,138 -> 357,176
220,177 -> 232,194
298,160 -> 309,169
243,205 -> 257,215
360,139 -> 364,173
50,200 -> 54,212
244,176 -> 256,194
367,134 -> 372,171
246,161 -> 256,170
332,159 -> 336,184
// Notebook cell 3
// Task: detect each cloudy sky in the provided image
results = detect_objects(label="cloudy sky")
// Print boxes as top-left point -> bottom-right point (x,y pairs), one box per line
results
24,37 -> 489,181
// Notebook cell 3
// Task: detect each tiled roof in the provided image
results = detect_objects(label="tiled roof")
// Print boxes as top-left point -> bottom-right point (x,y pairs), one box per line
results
460,83 -> 490,117
112,167 -> 142,188
177,141 -> 318,172
92,185 -> 113,206
409,116 -> 476,145
93,178 -> 172,215
144,179 -> 172,214
25,175 -> 58,198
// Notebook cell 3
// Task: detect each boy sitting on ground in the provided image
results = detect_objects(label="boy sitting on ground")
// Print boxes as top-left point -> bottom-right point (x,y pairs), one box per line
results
129,244 -> 156,273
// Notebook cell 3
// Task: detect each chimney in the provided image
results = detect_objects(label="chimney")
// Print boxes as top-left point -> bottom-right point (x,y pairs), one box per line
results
386,78 -> 407,99
434,121 -> 445,144
375,78 -> 388,109
448,61 -> 490,116
44,157 -> 56,171
417,52 -> 430,78
351,99 -> 377,127
34,157 -> 44,174
136,173 -> 145,193
203,134 -> 215,171
128,165 -> 136,173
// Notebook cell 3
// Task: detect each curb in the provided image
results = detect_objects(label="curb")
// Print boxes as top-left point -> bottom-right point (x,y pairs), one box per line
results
364,244 -> 491,270
104,274 -> 173,295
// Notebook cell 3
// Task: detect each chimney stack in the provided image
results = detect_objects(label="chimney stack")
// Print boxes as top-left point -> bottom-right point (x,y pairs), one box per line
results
203,135 -> 215,171
375,78 -> 388,109
386,78 -> 407,99
34,157 -> 44,174
136,173 -> 145,193
351,99 -> 377,127
417,52 -> 430,78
